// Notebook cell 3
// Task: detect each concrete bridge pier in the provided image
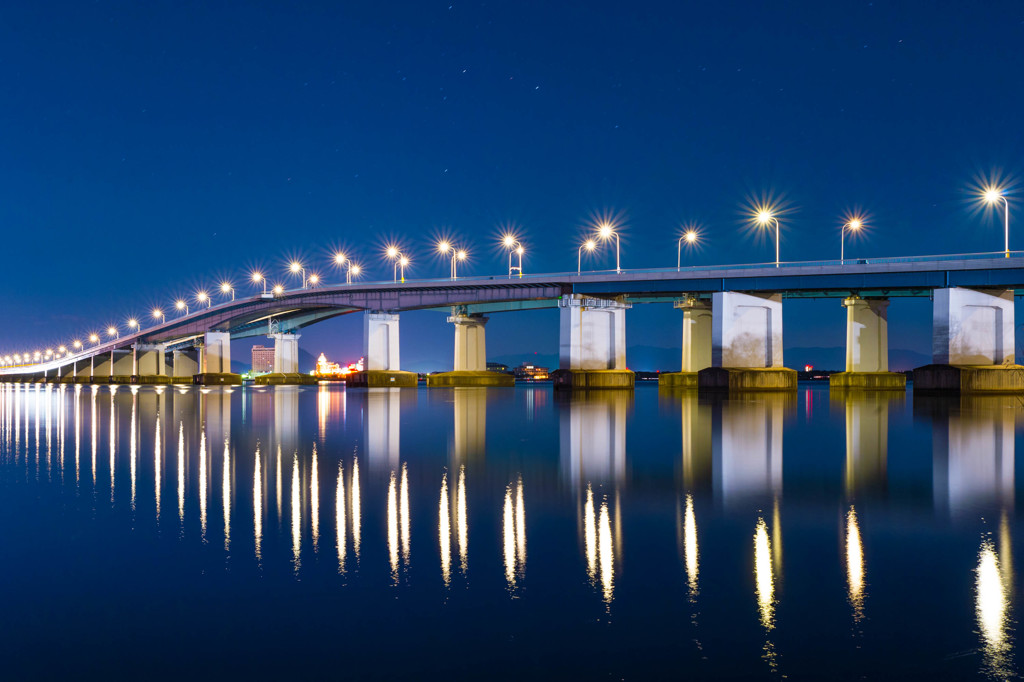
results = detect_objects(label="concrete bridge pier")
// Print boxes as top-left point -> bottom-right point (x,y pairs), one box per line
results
172,349 -> 199,383
698,292 -> 796,391
110,350 -> 134,383
659,296 -> 712,389
348,312 -> 417,387
428,312 -> 514,387
134,344 -> 171,385
195,331 -> 241,385
92,354 -> 112,383
254,333 -> 316,385
552,294 -> 634,390
913,287 -> 1023,392
830,296 -> 905,390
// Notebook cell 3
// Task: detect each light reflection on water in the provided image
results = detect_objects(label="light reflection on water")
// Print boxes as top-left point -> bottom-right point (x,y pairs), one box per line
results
0,382 -> 1020,679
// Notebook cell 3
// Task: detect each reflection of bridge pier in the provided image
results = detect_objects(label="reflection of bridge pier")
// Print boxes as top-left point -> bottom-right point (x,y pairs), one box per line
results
712,393 -> 793,505
660,388 -> 712,492
365,388 -> 401,471
273,386 -> 299,458
833,390 -> 902,498
452,388 -> 487,462
559,390 -> 629,486
917,394 -> 1017,515
203,387 -> 233,451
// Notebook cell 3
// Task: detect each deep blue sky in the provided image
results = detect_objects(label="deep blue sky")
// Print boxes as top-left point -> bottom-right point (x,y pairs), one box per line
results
2,1 -> 1023,370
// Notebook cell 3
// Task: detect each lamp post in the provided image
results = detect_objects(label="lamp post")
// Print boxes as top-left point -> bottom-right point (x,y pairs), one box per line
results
197,291 -> 211,308
153,308 -> 165,324
107,326 -> 119,340
437,241 -> 469,279
677,229 -> 699,270
289,261 -> 307,289
221,281 -> 235,301
502,234 -> 525,278
73,340 -> 83,353
127,318 -> 139,333
399,256 -> 409,282
252,271 -> 267,294
578,239 -> 597,274
175,299 -> 188,316
841,218 -> 862,264
983,187 -> 1010,258
334,252 -> 358,284
756,211 -> 781,267
597,222 -> 621,274
308,273 -> 320,287
89,333 -> 100,346
386,246 -> 408,282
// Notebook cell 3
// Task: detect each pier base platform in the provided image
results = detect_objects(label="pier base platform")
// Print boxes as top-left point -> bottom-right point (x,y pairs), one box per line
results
551,369 -> 635,390
346,370 -> 418,388
829,371 -> 906,390
698,367 -> 797,391
253,373 -> 319,386
426,371 -> 514,387
912,364 -> 1024,393
657,371 -> 699,389
193,372 -> 243,386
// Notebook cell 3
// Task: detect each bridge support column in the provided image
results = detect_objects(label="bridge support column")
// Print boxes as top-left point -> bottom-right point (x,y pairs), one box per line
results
172,349 -> 199,383
427,313 -> 514,387
254,333 -> 317,385
92,354 -> 112,383
552,295 -> 634,390
111,350 -> 134,382
913,287 -> 1023,392
135,344 -> 171,385
348,312 -> 417,387
660,297 -> 712,388
195,331 -> 241,385
698,292 -> 795,391
830,297 -> 905,390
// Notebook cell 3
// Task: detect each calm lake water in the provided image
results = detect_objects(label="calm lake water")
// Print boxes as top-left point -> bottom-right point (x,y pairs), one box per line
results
0,382 -> 1019,679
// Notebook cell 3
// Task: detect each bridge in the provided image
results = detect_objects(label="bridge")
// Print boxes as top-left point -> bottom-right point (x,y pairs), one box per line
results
4,251 -> 1024,391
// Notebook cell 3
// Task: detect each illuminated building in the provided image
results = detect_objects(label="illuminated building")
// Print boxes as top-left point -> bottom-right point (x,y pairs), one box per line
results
251,345 -> 275,373
514,363 -> 549,380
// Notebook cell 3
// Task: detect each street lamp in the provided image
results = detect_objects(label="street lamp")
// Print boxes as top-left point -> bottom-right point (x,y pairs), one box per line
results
437,240 -> 469,279
308,273 -> 320,287
175,299 -> 188,316
107,326 -> 119,340
677,229 -> 700,270
756,210 -> 781,267
502,234 -> 525,278
272,284 -> 285,296
596,222 -> 622,274
289,261 -> 307,289
578,239 -> 597,274
982,186 -> 1010,258
73,340 -> 83,352
220,281 -> 235,301
89,333 -> 100,345
334,252 -> 359,284
841,218 -> 863,264
197,291 -> 211,308
385,246 -> 408,282
251,271 -> 267,294
153,308 -> 165,324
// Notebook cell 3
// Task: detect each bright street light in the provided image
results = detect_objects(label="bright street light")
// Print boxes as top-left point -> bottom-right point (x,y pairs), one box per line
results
289,261 -> 307,288
437,240 -> 468,279
755,209 -> 781,268
502,233 -> 525,278
89,333 -> 100,345
197,291 -> 211,307
221,281 -> 235,301
578,238 -> 597,275
175,299 -> 189,316
596,222 -> 621,274
308,273 -> 320,287
127,318 -> 139,332
272,284 -> 285,295
981,186 -> 1010,258
841,217 -> 864,264
334,252 -> 358,284
107,326 -> 119,339
73,340 -> 82,351
251,271 -> 267,294
677,228 -> 700,270
385,245 -> 408,282
153,308 -> 165,323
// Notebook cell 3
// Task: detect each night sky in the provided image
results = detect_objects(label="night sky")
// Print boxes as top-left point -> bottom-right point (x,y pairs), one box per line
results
2,1 -> 1023,371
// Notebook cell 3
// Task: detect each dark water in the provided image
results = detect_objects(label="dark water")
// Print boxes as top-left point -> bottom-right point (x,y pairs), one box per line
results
0,382 -> 1019,680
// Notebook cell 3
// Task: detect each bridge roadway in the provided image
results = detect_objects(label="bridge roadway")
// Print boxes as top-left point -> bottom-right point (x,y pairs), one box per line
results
5,252 -> 1024,386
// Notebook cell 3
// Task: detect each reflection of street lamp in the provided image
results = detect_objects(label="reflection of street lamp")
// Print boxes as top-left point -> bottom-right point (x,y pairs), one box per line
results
756,210 -> 781,267
841,218 -> 863,264
677,229 -> 699,270
596,222 -> 621,274
982,186 -> 1010,258
578,239 -> 597,274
